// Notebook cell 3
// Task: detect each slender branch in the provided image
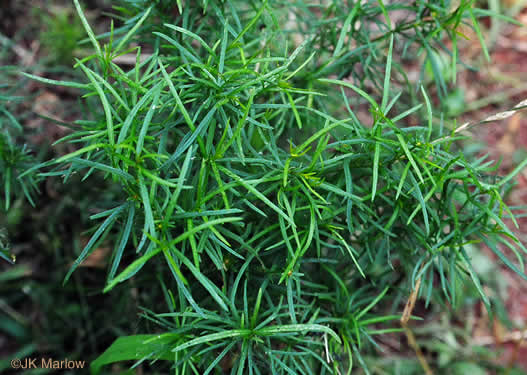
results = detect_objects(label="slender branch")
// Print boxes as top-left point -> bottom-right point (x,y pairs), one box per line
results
401,270 -> 434,375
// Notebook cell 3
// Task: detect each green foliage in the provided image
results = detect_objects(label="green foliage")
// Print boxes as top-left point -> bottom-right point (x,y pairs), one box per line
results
0,61 -> 39,215
90,334 -> 175,375
39,5 -> 85,64
18,0 -> 527,373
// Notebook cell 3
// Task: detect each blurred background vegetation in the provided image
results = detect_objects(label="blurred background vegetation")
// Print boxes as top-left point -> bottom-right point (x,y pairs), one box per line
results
1,0 -> 527,374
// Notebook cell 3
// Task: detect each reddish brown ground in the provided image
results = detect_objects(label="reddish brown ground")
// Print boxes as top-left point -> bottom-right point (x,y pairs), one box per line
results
460,7 -> 527,370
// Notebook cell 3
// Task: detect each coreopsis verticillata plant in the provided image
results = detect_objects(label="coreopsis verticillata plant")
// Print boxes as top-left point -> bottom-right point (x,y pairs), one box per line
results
17,0 -> 527,373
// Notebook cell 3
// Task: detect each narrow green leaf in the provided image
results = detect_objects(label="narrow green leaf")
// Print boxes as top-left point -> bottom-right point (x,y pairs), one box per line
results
164,24 -> 216,56
318,78 -> 379,110
76,63 -> 115,145
395,134 -> 424,183
481,235 -> 527,281
73,0 -> 102,56
229,0 -> 268,47
219,21 -> 228,74
381,34 -> 394,111
421,85 -> 433,141
138,175 -> 156,237
164,146 -> 195,228
105,217 -> 241,293
372,131 -> 381,201
171,247 -> 229,311
136,85 -> 161,156
469,9 -> 490,62
109,204 -> 135,280
114,7 -> 152,55
356,287 -> 389,320
117,82 -> 163,145
498,157 -> 527,187
21,72 -> 89,89
257,324 -> 341,344
218,167 -> 296,228
173,329 -> 249,352
65,204 -> 126,284
333,2 -> 361,57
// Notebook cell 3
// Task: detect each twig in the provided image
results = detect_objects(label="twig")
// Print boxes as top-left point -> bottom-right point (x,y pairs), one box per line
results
432,98 -> 527,145
401,272 -> 434,375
